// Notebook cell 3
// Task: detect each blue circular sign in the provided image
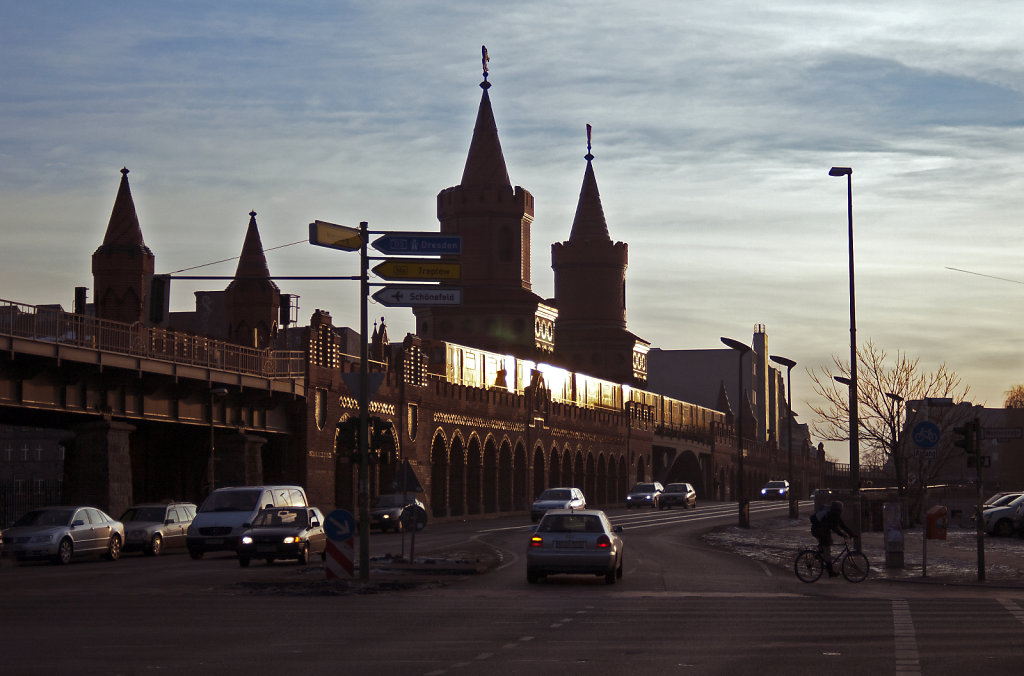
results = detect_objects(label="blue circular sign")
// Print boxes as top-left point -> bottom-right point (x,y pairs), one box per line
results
324,509 -> 356,543
912,421 -> 940,449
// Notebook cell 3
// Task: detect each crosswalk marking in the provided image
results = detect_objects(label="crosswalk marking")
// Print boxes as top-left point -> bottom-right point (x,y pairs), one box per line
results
892,600 -> 921,675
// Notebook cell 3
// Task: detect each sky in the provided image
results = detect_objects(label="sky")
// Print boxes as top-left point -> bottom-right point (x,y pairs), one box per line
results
3,1 -> 1024,463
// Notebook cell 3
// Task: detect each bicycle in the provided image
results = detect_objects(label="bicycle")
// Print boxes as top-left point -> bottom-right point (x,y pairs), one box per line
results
793,538 -> 869,583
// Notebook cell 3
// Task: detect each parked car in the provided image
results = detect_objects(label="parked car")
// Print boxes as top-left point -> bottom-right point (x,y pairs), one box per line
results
659,482 -> 696,509
237,506 -> 327,567
983,493 -> 1024,536
120,502 -> 197,556
187,485 -> 308,559
760,480 -> 790,500
983,491 -> 1022,508
369,494 -> 427,533
530,487 -> 586,522
1,506 -> 124,564
625,482 -> 664,509
526,509 -> 624,584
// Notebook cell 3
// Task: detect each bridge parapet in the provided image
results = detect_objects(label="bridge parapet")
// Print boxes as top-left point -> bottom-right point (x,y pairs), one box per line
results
0,298 -> 304,379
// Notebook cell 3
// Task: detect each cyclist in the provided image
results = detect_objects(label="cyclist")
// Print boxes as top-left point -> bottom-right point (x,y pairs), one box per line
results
810,500 -> 855,577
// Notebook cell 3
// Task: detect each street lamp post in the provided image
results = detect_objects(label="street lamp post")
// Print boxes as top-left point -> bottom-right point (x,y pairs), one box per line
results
833,373 -> 861,551
770,355 -> 797,518
885,392 -> 905,496
207,387 -> 229,493
721,336 -> 751,527
829,165 -> 861,552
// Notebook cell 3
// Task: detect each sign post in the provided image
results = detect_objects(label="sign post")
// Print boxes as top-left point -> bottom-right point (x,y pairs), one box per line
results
323,509 -> 356,580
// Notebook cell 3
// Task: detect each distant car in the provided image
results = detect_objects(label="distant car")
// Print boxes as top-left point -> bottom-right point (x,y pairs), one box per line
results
983,493 -> 1024,536
237,506 -> 327,566
120,502 -> 197,556
369,494 -> 427,533
530,487 -> 586,522
526,509 -> 624,585
659,483 -> 696,509
760,480 -> 790,500
2,506 -> 124,565
625,482 -> 664,509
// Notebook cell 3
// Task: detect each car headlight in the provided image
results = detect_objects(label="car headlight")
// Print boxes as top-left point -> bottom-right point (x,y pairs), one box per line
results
381,514 -> 391,520
241,536 -> 253,545
283,536 -> 298,544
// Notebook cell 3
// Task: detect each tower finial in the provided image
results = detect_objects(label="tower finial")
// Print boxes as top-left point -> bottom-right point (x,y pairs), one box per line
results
480,45 -> 491,89
585,124 -> 594,162
121,166 -> 129,177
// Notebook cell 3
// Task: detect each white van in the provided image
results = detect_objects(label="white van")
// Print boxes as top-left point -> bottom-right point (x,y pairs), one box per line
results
186,485 -> 307,559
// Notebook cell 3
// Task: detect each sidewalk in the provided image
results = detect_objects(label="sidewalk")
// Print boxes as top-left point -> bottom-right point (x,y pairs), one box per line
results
704,514 -> 1024,587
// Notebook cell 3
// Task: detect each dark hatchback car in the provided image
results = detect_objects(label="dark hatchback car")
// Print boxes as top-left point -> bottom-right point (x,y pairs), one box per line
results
369,494 -> 428,533
625,482 -> 664,509
237,506 -> 327,567
760,480 -> 790,500
659,482 -> 696,509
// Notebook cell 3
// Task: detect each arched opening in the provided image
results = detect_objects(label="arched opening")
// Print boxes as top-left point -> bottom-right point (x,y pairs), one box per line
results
585,453 -> 596,502
596,454 -> 607,505
483,437 -> 498,513
664,449 -> 703,496
498,440 -> 513,512
448,435 -> 465,517
635,457 -> 646,484
548,446 -> 560,488
513,442 -> 528,510
430,433 -> 448,518
561,447 -> 573,486
466,436 -> 482,514
573,451 -> 584,493
532,445 -> 546,500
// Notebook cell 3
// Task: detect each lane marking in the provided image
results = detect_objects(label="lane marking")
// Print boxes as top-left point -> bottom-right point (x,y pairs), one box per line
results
891,600 -> 921,675
998,598 -> 1024,624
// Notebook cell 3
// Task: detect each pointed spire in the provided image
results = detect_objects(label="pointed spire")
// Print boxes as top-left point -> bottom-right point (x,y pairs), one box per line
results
233,211 -> 272,280
568,124 -> 611,242
460,46 -> 511,189
101,167 -> 149,248
717,380 -> 734,419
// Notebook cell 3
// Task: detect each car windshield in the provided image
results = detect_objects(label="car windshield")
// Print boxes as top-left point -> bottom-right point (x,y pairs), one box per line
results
665,484 -> 687,493
538,514 -> 604,533
632,484 -> 657,493
121,507 -> 166,522
13,509 -> 73,527
374,495 -> 410,508
253,508 -> 307,527
199,489 -> 262,513
987,493 -> 1021,507
765,482 -> 787,489
538,489 -> 572,501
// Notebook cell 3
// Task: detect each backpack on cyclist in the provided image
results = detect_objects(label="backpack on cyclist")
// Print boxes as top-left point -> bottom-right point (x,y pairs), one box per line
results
809,508 -> 827,537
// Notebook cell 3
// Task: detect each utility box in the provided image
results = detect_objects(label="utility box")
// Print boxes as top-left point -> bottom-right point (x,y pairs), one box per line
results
926,505 -> 948,540
883,502 -> 904,568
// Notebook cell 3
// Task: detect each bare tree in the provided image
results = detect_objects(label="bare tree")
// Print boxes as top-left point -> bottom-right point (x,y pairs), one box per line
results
808,340 -> 972,499
1004,385 -> 1024,408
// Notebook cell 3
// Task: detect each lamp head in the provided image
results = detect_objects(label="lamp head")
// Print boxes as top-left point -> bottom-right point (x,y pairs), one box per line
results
720,336 -> 751,354
829,166 -> 852,177
770,355 -> 796,369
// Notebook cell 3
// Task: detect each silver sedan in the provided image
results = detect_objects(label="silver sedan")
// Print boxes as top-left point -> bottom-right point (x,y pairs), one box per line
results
2,506 -> 124,564
526,509 -> 624,585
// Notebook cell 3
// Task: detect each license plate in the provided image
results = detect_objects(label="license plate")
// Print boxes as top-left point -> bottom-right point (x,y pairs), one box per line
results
257,545 -> 276,553
205,538 -> 223,545
556,540 -> 584,549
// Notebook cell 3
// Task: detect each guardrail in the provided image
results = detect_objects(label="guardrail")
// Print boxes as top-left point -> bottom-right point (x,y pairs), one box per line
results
0,298 -> 305,379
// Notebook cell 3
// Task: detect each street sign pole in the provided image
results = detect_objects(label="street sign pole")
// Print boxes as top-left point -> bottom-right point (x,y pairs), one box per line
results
358,221 -> 370,582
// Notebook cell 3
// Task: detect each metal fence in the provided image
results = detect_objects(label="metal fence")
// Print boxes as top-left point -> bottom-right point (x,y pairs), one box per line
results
0,298 -> 305,380
0,479 -> 63,529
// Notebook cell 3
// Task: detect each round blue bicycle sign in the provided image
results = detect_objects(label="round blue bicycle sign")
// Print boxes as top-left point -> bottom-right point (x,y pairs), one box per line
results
912,421 -> 940,449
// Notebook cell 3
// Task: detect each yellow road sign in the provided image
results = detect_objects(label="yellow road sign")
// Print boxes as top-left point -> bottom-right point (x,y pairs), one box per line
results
308,220 -> 363,251
372,259 -> 462,281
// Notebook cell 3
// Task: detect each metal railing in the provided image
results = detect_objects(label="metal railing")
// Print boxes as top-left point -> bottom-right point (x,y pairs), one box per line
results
0,298 -> 305,379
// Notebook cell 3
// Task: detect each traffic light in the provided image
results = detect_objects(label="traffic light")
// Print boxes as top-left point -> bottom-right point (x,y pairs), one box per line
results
368,417 -> 398,464
335,418 -> 360,462
953,420 -> 977,455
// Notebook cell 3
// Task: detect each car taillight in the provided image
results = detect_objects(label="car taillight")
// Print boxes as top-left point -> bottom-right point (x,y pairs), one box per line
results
530,536 -> 543,547
596,535 -> 611,548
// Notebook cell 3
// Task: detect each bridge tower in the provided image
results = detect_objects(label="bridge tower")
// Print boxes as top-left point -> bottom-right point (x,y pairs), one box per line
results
415,55 -> 545,360
224,211 -> 281,348
551,129 -> 649,386
92,167 -> 155,324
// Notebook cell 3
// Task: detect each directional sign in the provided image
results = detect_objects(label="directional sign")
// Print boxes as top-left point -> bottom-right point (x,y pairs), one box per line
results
324,508 -> 357,542
309,220 -> 363,251
372,232 -> 462,256
372,258 -> 461,281
912,421 -> 940,450
324,509 -> 356,581
371,285 -> 463,307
